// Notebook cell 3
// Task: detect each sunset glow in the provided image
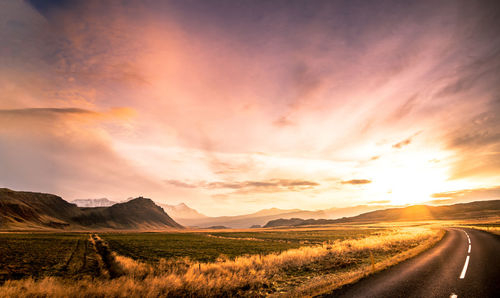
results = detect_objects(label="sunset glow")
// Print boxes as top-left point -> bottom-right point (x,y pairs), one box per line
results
1,0 -> 499,216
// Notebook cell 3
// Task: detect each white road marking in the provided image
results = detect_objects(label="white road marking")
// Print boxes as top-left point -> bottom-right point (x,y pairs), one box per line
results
450,294 -> 458,298
460,255 -> 470,279
464,231 -> 471,244
458,230 -> 472,279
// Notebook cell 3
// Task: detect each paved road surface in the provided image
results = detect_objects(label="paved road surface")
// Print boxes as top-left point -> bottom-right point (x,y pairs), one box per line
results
321,228 -> 500,298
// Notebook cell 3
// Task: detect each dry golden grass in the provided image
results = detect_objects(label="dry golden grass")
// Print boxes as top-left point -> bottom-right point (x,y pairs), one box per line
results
461,225 -> 500,235
286,228 -> 444,297
453,218 -> 500,236
0,227 -> 442,297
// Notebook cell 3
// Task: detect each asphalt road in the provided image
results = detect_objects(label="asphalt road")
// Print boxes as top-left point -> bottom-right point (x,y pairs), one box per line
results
321,228 -> 500,298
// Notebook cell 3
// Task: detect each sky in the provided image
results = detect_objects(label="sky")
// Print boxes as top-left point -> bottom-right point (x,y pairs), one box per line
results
1,0 -> 499,216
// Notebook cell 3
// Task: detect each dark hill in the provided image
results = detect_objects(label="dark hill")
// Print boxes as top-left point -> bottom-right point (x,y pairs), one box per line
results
264,200 -> 500,227
0,188 -> 183,230
74,197 -> 183,229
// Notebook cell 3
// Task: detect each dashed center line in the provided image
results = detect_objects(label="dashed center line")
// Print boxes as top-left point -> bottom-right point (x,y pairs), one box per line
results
460,230 -> 471,279
451,230 -> 473,297
460,255 -> 470,279
463,230 -> 470,242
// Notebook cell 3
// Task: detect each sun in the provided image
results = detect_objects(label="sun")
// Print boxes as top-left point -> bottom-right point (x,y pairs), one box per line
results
366,149 -> 451,205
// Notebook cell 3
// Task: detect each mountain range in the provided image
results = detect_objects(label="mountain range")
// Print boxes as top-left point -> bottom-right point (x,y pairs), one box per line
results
70,197 -> 392,229
70,198 -> 207,222
0,188 -> 182,230
264,200 -> 500,227
3,187 -> 498,231
158,202 -> 208,220
175,205 -> 394,228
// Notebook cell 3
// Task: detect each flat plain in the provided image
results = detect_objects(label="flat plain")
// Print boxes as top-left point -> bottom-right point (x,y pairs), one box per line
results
99,228 -> 381,263
0,224 -> 446,297
0,233 -> 101,282
0,228 -> 378,280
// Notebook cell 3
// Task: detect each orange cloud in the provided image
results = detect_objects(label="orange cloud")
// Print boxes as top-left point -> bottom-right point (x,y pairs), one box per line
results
432,186 -> 500,199
165,179 -> 319,194
0,106 -> 159,200
341,179 -> 372,185
367,200 -> 391,204
0,0 -> 498,215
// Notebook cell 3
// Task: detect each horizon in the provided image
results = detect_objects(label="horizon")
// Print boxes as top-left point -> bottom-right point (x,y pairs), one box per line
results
3,186 -> 499,218
1,0 -> 499,217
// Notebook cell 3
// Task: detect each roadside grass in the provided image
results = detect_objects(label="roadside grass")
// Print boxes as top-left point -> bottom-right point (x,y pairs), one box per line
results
472,226 -> 500,235
458,222 -> 500,236
441,217 -> 500,236
287,227 -> 444,297
0,226 -> 443,297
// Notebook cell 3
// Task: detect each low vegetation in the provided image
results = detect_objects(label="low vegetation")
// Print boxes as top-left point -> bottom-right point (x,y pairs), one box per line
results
459,222 -> 500,236
0,233 -> 100,282
208,228 -> 382,244
100,232 -> 301,263
0,226 -> 443,297
474,226 -> 500,235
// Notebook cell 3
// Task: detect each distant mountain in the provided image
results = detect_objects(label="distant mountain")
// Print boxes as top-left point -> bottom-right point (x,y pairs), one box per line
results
0,188 -> 183,230
264,218 -> 335,228
158,202 -> 208,221
337,200 -> 500,223
71,198 -> 118,207
263,200 -> 500,227
250,208 -> 303,217
203,226 -> 229,229
178,205 -> 389,228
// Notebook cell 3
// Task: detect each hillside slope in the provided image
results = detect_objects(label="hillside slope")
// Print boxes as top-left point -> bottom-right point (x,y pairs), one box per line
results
264,200 -> 500,227
0,188 -> 182,230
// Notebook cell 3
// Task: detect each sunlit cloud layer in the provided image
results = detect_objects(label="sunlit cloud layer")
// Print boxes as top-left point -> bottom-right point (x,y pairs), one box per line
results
0,0 -> 499,215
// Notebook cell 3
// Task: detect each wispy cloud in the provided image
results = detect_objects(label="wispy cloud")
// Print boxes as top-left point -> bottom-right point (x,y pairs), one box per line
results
1,0 -> 499,215
367,200 -> 391,204
0,107 -> 134,120
392,138 -> 412,149
431,186 -> 500,199
163,180 -> 198,189
429,186 -> 500,205
341,179 -> 372,185
0,108 -> 92,115
426,199 -> 454,205
0,105 -> 157,200
392,132 -> 422,149
164,179 -> 319,194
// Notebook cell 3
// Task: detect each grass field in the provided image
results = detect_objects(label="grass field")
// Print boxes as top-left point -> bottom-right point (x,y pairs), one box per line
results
100,232 -> 302,263
458,220 -> 500,235
0,229 -> 381,282
0,225 -> 446,297
99,228 -> 382,263
207,228 -> 383,244
0,233 -> 100,282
